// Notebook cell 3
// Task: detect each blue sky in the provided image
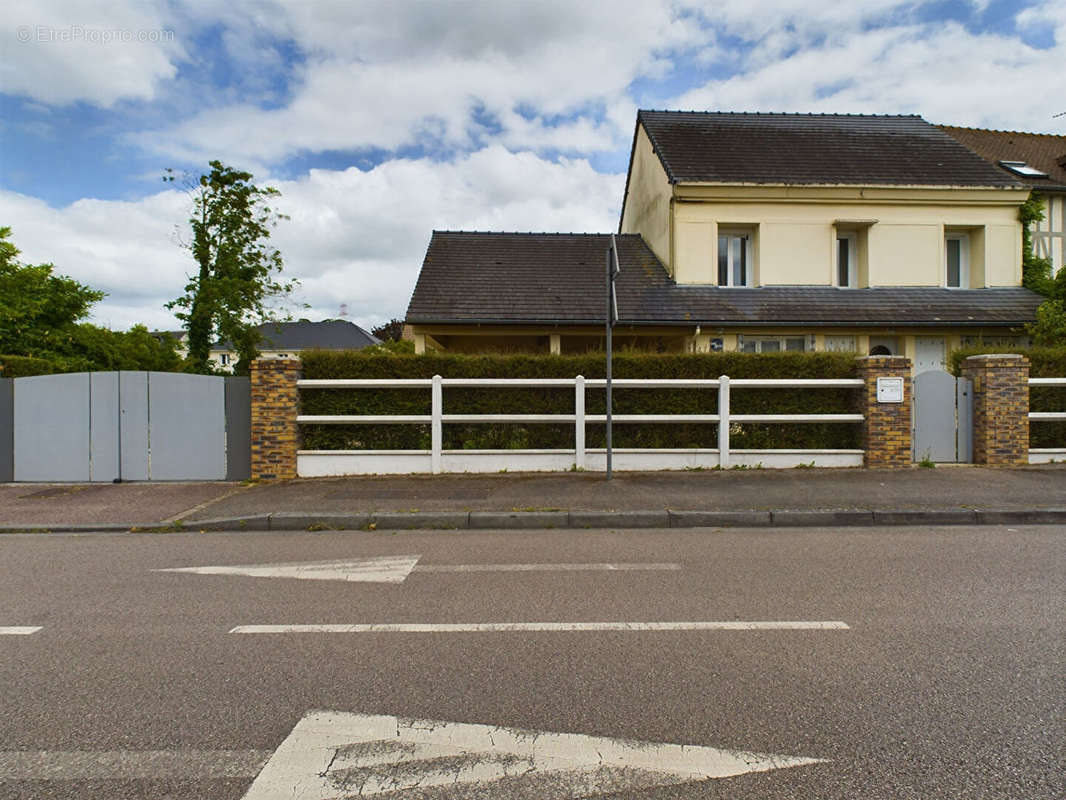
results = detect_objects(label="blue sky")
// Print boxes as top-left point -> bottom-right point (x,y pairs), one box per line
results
2,0 -> 1064,332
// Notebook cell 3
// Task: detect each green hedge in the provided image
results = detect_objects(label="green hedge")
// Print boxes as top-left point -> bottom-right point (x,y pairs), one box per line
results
0,355 -> 56,378
949,346 -> 1066,449
300,351 -> 862,451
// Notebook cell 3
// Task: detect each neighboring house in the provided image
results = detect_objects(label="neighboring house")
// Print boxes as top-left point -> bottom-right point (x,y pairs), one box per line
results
209,319 -> 379,372
939,125 -> 1066,275
406,111 -> 1045,371
150,330 -> 189,359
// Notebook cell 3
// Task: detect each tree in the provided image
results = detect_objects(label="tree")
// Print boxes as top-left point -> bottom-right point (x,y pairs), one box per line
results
0,226 -> 104,357
166,161 -> 298,373
0,227 -> 181,371
371,318 -> 405,342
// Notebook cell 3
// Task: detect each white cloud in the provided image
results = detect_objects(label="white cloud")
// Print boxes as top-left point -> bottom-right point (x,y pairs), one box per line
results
672,16 -> 1066,132
1,0 -> 183,107
134,0 -> 704,164
0,149 -> 623,333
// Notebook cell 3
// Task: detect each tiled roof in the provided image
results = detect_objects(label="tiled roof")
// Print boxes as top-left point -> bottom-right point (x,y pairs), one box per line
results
636,111 -> 1024,187
211,320 -> 379,351
406,232 -> 1042,328
938,125 -> 1066,192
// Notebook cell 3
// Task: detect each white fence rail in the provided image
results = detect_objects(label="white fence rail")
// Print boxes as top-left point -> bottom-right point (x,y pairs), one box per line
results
296,375 -> 864,476
1028,377 -> 1066,464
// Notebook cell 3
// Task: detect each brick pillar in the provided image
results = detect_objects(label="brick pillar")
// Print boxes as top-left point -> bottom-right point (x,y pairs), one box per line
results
961,354 -> 1029,466
857,356 -> 912,468
250,358 -> 302,480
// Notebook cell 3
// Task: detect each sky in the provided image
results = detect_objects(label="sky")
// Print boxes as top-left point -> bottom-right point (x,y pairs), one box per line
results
2,0 -> 1064,335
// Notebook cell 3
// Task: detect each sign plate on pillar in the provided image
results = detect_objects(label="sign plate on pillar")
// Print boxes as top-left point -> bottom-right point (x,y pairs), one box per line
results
876,377 -> 904,403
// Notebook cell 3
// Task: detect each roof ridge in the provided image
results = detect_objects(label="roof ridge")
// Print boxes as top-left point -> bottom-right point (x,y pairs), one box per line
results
432,230 -> 621,237
937,123 -> 1066,139
637,109 -> 924,119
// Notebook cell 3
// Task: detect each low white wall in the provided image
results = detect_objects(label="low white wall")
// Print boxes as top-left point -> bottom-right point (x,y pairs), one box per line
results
297,449 -> 863,476
1029,448 -> 1066,464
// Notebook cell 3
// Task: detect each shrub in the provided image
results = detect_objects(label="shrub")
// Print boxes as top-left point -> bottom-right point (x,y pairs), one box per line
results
0,355 -> 56,377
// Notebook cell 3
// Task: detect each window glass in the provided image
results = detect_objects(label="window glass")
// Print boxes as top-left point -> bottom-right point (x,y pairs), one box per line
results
717,236 -> 729,286
785,337 -> 805,352
718,232 -> 751,287
760,340 -> 780,352
837,237 -> 850,287
947,238 -> 961,287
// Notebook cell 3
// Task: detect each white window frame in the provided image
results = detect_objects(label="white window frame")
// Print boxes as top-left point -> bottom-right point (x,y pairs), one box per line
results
717,230 -> 753,287
739,335 -> 810,353
835,232 -> 857,288
219,353 -> 230,366
945,232 -> 970,289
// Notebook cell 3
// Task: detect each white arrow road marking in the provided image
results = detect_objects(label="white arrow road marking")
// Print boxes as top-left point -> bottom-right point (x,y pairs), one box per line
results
231,621 -> 849,634
241,711 -> 826,799
155,557 -> 681,584
0,626 -> 41,635
155,555 -> 422,583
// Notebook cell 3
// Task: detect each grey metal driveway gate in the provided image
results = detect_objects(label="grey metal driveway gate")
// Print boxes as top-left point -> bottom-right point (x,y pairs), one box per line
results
9,371 -> 249,482
913,370 -> 973,463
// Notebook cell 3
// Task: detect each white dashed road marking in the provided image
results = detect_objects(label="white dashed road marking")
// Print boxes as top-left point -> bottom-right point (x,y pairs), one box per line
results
231,621 -> 850,634
0,626 -> 41,635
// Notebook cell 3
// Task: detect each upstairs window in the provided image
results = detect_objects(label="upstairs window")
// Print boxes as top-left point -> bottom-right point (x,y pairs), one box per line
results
946,233 -> 970,288
717,231 -> 752,287
836,232 -> 857,288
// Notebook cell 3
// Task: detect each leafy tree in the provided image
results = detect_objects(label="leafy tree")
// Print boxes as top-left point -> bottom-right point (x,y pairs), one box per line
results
0,226 -> 180,372
166,161 -> 298,373
371,318 -> 405,342
0,226 -> 104,357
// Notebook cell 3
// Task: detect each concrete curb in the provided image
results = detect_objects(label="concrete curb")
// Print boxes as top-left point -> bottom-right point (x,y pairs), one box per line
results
4,507 -> 1066,534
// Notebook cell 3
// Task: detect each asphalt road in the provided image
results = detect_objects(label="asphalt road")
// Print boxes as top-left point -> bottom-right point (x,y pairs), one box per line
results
1,526 -> 1063,799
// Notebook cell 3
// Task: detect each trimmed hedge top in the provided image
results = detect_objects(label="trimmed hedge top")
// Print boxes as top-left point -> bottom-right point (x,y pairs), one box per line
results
301,350 -> 861,380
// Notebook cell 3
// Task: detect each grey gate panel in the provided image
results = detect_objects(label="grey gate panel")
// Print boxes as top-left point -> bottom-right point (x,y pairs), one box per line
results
913,370 -> 958,463
89,372 -> 119,482
148,372 -> 226,480
225,377 -> 251,481
119,371 -> 149,481
14,373 -> 91,481
0,378 -> 13,482
956,377 -> 973,464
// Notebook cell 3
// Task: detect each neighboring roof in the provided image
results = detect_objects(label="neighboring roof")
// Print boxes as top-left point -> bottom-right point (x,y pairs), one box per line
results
210,320 -> 380,351
406,232 -> 1042,328
634,111 -> 1024,188
938,125 -> 1066,192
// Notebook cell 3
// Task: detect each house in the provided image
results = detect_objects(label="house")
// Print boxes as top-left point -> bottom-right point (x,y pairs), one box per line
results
406,111 -> 1044,370
209,319 -> 379,372
938,125 -> 1066,275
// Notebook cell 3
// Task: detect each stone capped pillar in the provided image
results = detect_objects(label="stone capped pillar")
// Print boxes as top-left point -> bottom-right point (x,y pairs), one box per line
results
250,358 -> 302,480
961,354 -> 1029,466
857,356 -> 912,468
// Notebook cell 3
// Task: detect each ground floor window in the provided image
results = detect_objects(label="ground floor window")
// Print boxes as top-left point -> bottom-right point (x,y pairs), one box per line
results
959,335 -> 1029,348
824,335 -> 857,352
739,335 -> 809,353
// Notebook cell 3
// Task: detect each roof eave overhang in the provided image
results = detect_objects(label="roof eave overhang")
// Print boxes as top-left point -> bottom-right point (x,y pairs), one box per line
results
671,182 -> 1029,204
407,318 -> 1032,329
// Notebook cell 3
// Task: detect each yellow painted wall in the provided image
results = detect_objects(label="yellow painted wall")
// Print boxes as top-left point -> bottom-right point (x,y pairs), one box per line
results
657,188 -> 1024,287
619,125 -> 673,271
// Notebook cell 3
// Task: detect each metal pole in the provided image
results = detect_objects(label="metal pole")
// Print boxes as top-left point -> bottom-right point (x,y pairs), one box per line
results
606,236 -> 618,479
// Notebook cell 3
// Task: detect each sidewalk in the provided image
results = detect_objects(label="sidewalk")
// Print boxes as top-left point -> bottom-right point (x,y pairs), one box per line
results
2,465 -> 1066,532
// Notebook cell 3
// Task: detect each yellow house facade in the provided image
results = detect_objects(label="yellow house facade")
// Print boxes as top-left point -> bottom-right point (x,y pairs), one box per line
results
406,112 -> 1044,370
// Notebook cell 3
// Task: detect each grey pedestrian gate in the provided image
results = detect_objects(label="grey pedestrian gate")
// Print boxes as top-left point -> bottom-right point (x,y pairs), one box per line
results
9,371 -> 249,481
913,370 -> 973,463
